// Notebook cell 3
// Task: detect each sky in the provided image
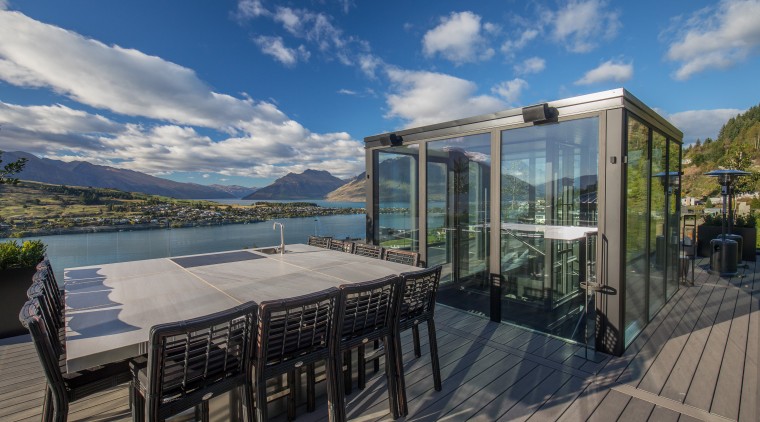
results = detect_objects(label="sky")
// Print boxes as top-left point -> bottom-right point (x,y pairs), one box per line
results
1,0 -> 759,188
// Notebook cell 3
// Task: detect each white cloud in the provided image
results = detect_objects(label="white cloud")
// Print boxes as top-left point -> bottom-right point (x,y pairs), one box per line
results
422,11 -> 494,64
501,29 -> 539,55
254,35 -> 309,67
385,68 -> 505,128
666,108 -> 743,143
0,1 -> 8,10
358,54 -> 382,79
575,60 -> 633,85
274,7 -> 302,35
236,0 -> 269,19
491,78 -> 528,105
337,89 -> 357,96
0,10 -> 367,179
665,0 -> 760,80
0,10 -> 257,130
514,57 -> 545,75
549,0 -> 620,53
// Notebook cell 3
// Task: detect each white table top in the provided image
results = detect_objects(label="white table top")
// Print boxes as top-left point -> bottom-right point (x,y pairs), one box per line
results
63,244 -> 416,372
501,223 -> 598,241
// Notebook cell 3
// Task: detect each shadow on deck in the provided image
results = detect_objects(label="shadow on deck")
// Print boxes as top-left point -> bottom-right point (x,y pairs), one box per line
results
1,256 -> 757,421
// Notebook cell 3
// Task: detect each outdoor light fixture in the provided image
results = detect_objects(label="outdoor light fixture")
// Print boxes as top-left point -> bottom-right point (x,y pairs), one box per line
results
521,103 -> 556,125
389,133 -> 403,146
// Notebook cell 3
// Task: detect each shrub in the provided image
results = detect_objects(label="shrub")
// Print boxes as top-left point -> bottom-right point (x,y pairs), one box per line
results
0,240 -> 46,270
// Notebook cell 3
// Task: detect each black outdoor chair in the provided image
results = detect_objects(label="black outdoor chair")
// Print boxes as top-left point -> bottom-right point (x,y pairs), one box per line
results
335,275 -> 404,418
130,301 -> 258,422
395,265 -> 443,415
20,298 -> 133,422
352,243 -> 384,259
382,249 -> 421,267
27,278 -> 65,344
33,266 -> 64,324
254,288 -> 342,422
307,236 -> 332,248
328,239 -> 354,253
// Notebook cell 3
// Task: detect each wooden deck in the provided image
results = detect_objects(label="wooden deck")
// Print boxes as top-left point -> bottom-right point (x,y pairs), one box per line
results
1,255 -> 757,421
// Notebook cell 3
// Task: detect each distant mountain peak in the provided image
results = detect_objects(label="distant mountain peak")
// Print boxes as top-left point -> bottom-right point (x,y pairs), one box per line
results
243,169 -> 346,200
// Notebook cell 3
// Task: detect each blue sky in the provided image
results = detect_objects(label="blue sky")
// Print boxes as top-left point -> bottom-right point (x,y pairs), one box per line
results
1,0 -> 759,187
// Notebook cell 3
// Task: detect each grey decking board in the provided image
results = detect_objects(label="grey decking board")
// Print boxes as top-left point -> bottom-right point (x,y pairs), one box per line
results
711,278 -> 753,420
587,389 -> 631,422
466,364 -> 555,421
525,374 -> 588,422
683,287 -> 739,411
636,282 -> 716,395
739,263 -> 759,422
556,383 -> 610,422
408,355 -> 539,421
494,369 -> 574,422
659,284 -> 727,403
617,397 -> 655,422
647,405 -> 681,422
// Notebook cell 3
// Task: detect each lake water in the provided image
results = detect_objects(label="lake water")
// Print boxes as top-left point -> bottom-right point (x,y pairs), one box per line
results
6,213 -> 367,282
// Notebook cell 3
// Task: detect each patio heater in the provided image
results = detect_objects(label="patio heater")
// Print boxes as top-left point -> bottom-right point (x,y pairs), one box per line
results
705,169 -> 750,276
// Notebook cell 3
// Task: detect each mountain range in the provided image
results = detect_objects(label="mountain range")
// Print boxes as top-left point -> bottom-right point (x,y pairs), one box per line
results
244,169 -> 346,200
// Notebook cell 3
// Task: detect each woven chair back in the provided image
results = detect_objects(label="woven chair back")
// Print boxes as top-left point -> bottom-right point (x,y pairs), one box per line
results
338,275 -> 400,346
146,301 -> 257,414
383,249 -> 421,267
256,288 -> 339,375
33,267 -> 63,314
353,243 -> 384,259
307,236 -> 331,248
398,266 -> 442,329
26,281 -> 65,355
328,239 -> 352,253
19,298 -> 67,397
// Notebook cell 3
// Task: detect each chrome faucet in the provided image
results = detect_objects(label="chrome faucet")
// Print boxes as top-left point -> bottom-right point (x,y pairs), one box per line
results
273,222 -> 285,254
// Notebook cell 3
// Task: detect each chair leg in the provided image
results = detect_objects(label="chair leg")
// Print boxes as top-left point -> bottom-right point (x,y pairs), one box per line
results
412,324 -> 421,358
229,387 -> 243,421
373,339 -> 380,373
343,350 -> 352,395
327,354 -> 346,422
130,382 -> 146,422
41,385 -> 55,422
287,370 -> 296,421
195,401 -> 209,422
382,337 -> 399,419
427,319 -> 442,391
255,373 -> 268,422
392,331 -> 408,417
306,363 -> 316,412
357,344 -> 366,390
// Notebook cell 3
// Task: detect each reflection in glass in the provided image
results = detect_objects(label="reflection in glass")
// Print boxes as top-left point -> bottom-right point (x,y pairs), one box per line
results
499,118 -> 598,341
625,115 -> 649,345
374,146 -> 419,251
649,132 -> 667,318
427,134 -> 491,314
667,139 -> 681,298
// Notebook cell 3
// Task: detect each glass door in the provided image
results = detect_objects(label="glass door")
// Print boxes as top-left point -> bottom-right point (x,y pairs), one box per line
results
373,146 -> 419,250
427,133 -> 491,313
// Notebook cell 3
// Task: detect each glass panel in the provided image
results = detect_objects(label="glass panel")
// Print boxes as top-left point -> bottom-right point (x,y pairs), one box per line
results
649,132 -> 667,318
667,139 -> 681,298
374,146 -> 419,251
427,133 -> 491,314
625,115 -> 649,345
499,117 -> 598,341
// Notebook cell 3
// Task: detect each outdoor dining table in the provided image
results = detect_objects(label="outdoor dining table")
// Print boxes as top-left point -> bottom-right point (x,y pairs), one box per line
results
63,243 -> 416,373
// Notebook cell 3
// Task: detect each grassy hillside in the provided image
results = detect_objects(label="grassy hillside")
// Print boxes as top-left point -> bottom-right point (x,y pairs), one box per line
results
682,103 -> 760,198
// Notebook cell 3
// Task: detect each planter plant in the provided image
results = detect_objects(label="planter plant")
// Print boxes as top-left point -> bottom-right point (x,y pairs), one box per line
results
0,239 -> 46,338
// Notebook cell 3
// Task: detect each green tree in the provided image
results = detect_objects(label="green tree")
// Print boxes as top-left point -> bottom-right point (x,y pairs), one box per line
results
0,150 -> 28,185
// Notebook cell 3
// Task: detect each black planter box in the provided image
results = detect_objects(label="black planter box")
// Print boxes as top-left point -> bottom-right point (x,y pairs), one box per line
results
697,225 -> 757,261
0,267 -> 36,338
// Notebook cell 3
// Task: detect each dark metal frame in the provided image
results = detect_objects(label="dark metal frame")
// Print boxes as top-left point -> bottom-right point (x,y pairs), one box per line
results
365,88 -> 684,357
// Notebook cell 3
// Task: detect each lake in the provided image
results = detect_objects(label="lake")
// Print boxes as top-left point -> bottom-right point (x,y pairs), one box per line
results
7,213 -> 367,282
209,199 -> 364,208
